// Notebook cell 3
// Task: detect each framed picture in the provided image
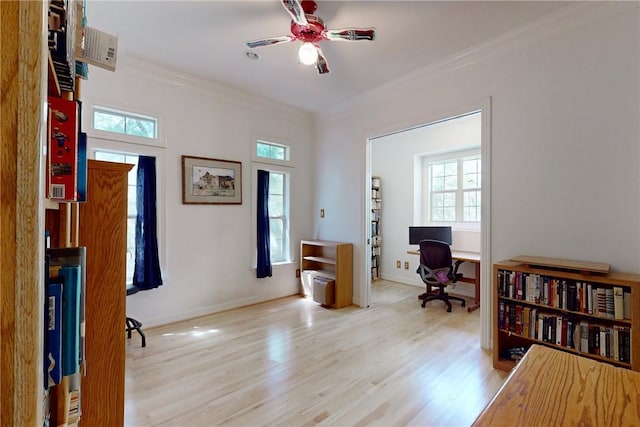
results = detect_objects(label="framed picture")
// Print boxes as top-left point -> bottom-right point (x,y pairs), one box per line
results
181,155 -> 242,204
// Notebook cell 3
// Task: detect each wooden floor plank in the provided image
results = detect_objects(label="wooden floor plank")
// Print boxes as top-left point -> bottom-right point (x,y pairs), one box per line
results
124,280 -> 507,426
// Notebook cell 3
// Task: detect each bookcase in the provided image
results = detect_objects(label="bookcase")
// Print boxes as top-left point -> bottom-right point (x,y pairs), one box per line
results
300,240 -> 353,308
371,177 -> 381,280
493,256 -> 640,372
77,160 -> 132,425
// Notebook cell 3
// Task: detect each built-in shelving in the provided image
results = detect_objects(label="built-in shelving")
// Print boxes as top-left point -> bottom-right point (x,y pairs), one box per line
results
493,256 -> 640,372
371,176 -> 381,280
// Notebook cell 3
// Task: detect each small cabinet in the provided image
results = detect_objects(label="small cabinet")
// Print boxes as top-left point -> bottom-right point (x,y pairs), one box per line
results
300,240 -> 353,308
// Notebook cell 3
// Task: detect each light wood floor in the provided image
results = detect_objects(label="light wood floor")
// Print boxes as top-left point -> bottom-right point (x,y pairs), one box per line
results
124,280 -> 507,427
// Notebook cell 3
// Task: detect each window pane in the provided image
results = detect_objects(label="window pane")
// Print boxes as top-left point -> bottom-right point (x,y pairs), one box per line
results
431,176 -> 444,191
463,190 -> 481,222
95,151 -> 125,163
431,164 -> 444,178
126,218 -> 136,282
269,173 -> 284,194
443,207 -> 456,221
94,111 -> 125,133
463,158 -> 481,189
444,175 -> 457,190
128,186 -> 137,216
94,108 -> 157,140
444,161 -> 457,176
126,116 -> 156,138
257,141 -> 287,161
269,218 -> 284,262
269,195 -> 283,216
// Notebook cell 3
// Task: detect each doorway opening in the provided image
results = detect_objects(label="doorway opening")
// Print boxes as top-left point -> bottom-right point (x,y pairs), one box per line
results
364,100 -> 491,348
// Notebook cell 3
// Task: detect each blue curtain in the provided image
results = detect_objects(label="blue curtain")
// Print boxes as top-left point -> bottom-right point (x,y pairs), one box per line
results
133,156 -> 163,290
256,169 -> 272,278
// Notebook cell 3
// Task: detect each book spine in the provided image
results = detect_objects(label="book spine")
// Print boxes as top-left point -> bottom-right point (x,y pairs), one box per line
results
60,265 -> 81,376
613,287 -> 624,320
46,281 -> 63,386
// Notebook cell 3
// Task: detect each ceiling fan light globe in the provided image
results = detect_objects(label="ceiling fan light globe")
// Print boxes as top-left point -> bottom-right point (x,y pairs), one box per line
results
298,42 -> 318,65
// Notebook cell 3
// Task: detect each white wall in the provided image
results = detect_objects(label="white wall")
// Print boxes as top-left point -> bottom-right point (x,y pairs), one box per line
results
372,113 -> 481,294
82,57 -> 315,327
315,1 -> 640,315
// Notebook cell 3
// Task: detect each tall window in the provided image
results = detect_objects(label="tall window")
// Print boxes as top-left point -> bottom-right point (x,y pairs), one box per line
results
254,139 -> 292,264
94,150 -> 138,282
426,152 -> 481,223
267,171 -> 288,263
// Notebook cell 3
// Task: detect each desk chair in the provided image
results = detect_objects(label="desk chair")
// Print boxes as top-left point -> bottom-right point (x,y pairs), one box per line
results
416,239 -> 466,312
126,284 -> 146,347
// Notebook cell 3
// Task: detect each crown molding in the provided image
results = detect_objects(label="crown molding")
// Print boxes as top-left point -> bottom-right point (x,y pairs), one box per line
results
319,1 -> 638,122
111,54 -> 314,124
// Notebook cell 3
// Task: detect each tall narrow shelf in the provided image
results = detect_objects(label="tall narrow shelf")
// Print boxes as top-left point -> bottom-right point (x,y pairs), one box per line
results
371,177 -> 381,280
78,160 -> 132,425
300,240 -> 353,308
493,256 -> 640,372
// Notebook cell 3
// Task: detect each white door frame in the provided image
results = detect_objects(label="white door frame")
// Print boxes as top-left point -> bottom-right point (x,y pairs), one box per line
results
363,97 -> 492,349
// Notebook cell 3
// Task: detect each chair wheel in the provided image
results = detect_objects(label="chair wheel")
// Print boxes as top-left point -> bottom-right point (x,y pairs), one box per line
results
447,306 -> 452,313
462,301 -> 466,307
421,301 -> 426,308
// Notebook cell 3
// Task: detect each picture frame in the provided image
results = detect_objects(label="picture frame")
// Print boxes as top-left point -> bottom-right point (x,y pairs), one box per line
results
181,155 -> 242,204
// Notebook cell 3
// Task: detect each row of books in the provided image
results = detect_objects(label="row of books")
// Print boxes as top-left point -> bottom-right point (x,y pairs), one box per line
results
48,0 -> 78,92
497,270 -> 631,320
44,247 -> 86,387
371,221 -> 380,238
498,301 -> 632,363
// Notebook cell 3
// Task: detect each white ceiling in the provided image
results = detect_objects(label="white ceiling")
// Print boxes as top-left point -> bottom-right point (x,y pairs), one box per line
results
85,1 -> 570,114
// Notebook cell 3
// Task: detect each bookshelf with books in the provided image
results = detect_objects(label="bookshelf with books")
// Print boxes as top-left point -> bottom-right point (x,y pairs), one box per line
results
371,177 -> 381,280
493,256 -> 640,372
300,240 -> 353,308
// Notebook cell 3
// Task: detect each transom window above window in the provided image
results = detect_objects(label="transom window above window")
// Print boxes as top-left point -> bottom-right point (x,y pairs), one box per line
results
425,151 -> 481,223
93,107 -> 157,140
257,140 -> 289,162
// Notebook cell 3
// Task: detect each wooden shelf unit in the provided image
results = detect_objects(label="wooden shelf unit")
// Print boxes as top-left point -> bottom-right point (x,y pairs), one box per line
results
300,240 -> 353,308
77,160 -> 132,426
493,257 -> 640,372
371,177 -> 381,280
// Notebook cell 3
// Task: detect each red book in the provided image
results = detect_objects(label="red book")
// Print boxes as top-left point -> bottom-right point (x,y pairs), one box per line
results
47,97 -> 79,201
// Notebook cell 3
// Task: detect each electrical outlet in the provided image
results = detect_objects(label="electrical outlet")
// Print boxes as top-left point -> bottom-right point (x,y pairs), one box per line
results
320,209 -> 325,218
404,261 -> 409,270
396,260 -> 401,268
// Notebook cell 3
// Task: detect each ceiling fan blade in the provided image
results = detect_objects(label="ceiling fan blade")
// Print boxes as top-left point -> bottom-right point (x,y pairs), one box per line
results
281,0 -> 308,26
244,35 -> 295,49
316,48 -> 330,75
323,28 -> 376,42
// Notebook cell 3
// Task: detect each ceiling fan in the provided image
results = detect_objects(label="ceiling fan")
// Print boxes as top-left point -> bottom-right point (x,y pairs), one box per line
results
244,0 -> 376,75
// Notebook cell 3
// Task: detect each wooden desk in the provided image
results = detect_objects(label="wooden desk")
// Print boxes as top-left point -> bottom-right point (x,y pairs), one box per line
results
408,249 -> 481,312
472,345 -> 640,426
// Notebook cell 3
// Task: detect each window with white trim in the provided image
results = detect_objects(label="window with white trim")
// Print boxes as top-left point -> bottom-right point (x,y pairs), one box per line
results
257,140 -> 289,162
253,139 -> 292,264
424,150 -> 481,223
93,107 -> 157,139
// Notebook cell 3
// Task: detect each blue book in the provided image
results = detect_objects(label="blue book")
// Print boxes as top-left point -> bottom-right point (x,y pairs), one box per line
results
46,280 -> 63,386
59,265 -> 81,376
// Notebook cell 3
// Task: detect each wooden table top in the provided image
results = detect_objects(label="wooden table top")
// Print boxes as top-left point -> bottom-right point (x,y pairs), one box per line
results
472,344 -> 640,426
